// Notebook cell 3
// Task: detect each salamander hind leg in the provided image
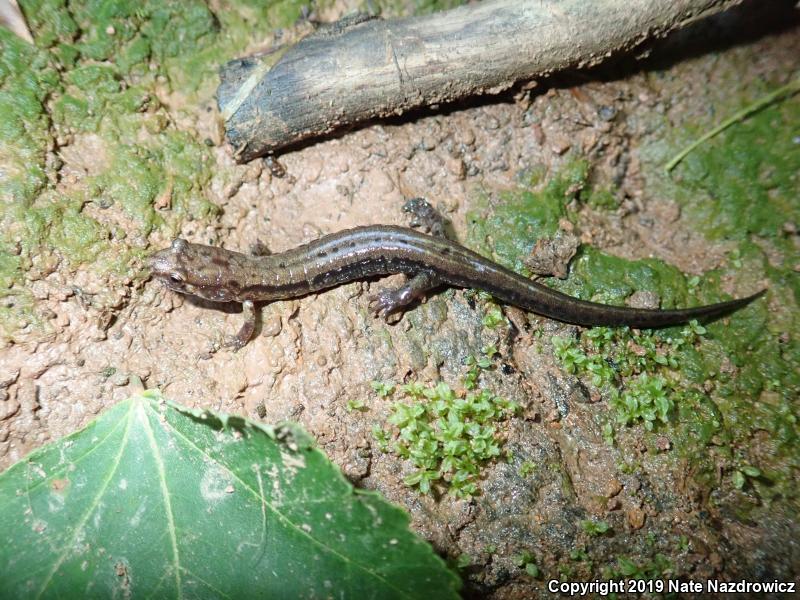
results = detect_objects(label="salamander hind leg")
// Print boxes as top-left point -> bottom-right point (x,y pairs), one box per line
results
369,270 -> 441,322
402,197 -> 448,238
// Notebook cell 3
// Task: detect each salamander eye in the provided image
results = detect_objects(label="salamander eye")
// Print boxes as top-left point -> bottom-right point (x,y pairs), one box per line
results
169,273 -> 184,284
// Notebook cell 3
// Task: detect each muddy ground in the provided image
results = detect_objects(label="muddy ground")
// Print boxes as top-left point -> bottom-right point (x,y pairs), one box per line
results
1,1 -> 799,597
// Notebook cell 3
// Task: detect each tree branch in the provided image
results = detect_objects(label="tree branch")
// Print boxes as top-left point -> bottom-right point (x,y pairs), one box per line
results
218,0 -> 744,162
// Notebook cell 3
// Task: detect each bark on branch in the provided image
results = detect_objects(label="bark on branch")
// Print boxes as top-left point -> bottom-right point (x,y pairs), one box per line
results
218,0 -> 743,162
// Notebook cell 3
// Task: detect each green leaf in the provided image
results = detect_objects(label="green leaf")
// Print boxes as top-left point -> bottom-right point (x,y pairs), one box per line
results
371,380 -> 396,397
741,465 -> 762,478
0,391 -> 460,599
580,519 -> 611,536
617,557 -> 639,577
524,563 -> 540,578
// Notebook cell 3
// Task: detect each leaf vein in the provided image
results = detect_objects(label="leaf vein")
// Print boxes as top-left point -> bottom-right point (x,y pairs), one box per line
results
154,403 -> 412,597
34,400 -> 136,599
139,400 -> 183,599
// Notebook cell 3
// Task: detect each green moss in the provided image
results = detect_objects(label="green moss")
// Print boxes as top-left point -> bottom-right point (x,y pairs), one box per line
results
1,0 -> 322,341
646,83 -> 800,310
466,159 -> 588,273
49,206 -> 107,262
467,151 -> 799,511
0,30 -> 59,204
466,159 -> 692,309
584,188 -> 619,210
87,133 -> 217,236
636,81 -> 800,508
1,0 -> 481,342
661,99 -> 799,245
555,246 -> 691,307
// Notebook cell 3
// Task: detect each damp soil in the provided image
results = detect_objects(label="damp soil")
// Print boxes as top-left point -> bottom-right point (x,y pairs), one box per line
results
1,2 -> 798,597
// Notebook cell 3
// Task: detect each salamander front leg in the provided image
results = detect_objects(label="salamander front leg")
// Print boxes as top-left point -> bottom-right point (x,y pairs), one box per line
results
249,240 -> 271,256
369,270 -> 440,321
402,197 -> 448,238
223,300 -> 257,351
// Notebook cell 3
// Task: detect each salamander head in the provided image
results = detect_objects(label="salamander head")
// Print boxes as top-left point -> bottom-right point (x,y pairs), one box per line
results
150,238 -> 239,303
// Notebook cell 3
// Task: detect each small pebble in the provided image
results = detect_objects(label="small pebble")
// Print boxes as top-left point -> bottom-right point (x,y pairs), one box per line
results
627,507 -> 646,529
598,105 -> 617,121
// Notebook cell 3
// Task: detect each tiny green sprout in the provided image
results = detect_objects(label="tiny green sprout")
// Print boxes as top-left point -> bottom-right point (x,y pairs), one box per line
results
570,548 -> 590,562
580,519 -> 611,536
371,380 -> 395,397
553,335 -> 598,376
651,554 -> 672,577
557,564 -> 574,579
584,326 -> 614,351
484,544 -> 497,554
741,465 -> 762,477
616,553 -> 673,580
464,362 -> 481,390
551,316 -> 715,432
612,373 -> 672,430
464,346 -> 500,389
687,319 -> 706,336
482,344 -> 499,358
687,275 -> 701,290
404,468 -> 438,494
372,425 -> 390,452
379,365 -> 518,497
514,550 -> 539,578
402,381 -> 426,398
519,461 -> 536,477
617,557 -> 640,578
482,306 -> 505,329
602,422 -> 615,446
424,381 -> 455,402
346,399 -> 367,412
733,465 -> 763,489
729,248 -> 743,268
677,535 -> 690,553
513,550 -> 534,566
455,554 -> 472,570
586,359 -> 614,387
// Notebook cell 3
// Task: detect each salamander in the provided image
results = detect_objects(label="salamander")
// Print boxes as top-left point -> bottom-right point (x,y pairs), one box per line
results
150,201 -> 764,349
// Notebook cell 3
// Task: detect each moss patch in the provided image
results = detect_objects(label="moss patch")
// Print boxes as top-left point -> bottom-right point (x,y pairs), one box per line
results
466,148 -> 798,519
640,80 -> 800,506
0,0 -> 321,342
466,159 -> 589,274
659,93 -> 799,244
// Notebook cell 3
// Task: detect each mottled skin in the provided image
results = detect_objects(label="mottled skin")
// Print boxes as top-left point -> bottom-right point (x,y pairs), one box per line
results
150,204 -> 764,350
